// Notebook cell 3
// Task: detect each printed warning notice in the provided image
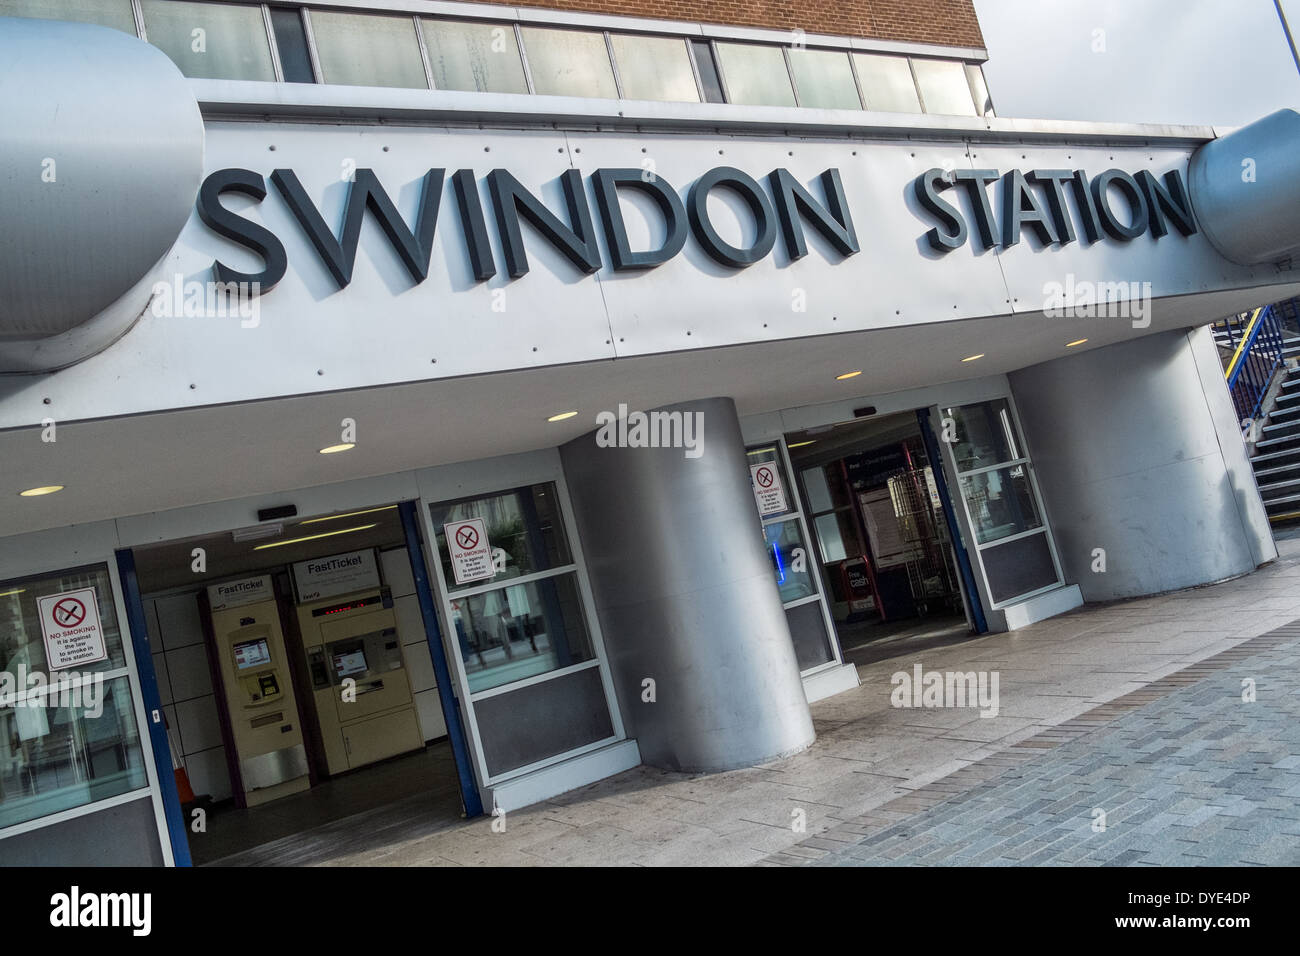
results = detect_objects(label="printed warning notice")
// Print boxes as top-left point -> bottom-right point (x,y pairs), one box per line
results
445,518 -> 495,585
750,462 -> 789,516
38,587 -> 107,670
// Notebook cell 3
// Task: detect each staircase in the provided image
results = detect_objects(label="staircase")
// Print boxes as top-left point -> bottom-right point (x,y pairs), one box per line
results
1213,298 -> 1300,523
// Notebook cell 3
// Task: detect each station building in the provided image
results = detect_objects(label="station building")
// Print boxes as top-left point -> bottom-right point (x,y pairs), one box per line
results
1,0 -> 1298,865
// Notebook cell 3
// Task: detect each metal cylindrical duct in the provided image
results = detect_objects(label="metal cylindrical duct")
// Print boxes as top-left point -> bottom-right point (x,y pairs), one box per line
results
1188,108 -> 1300,265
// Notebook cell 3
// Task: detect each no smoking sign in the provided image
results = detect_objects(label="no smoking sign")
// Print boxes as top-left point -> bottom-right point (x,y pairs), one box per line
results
445,517 -> 495,585
37,586 -> 107,670
750,461 -> 789,517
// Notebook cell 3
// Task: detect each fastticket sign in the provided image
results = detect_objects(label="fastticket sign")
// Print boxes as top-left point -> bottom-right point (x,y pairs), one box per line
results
292,549 -> 381,602
196,162 -> 1196,297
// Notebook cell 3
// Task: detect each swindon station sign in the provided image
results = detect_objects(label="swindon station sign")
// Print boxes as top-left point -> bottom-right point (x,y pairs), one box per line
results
195,161 -> 1198,295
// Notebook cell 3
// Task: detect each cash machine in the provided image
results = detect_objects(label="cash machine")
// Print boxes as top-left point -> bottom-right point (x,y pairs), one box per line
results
294,576 -> 424,775
207,576 -> 310,806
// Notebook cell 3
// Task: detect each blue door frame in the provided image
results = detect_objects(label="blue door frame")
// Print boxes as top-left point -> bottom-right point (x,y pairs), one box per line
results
917,408 -> 988,634
115,548 -> 193,867
398,500 -> 483,818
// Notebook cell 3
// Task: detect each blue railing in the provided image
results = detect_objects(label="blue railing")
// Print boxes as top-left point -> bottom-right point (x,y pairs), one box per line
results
1219,304 -> 1286,423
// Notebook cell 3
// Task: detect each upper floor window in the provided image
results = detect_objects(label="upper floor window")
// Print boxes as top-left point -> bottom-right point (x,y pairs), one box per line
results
310,9 -> 427,89
0,0 -> 135,33
519,25 -> 617,99
609,32 -> 700,103
141,0 -> 275,81
0,0 -> 989,118
714,41 -> 796,107
421,17 -> 528,95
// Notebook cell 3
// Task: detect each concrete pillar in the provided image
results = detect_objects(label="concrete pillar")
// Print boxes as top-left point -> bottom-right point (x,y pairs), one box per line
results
560,397 -> 814,772
1008,327 -> 1276,603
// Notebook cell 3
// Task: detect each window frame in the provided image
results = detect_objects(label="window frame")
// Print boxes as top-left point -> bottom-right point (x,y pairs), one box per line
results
417,458 -> 625,788
940,397 -> 1066,610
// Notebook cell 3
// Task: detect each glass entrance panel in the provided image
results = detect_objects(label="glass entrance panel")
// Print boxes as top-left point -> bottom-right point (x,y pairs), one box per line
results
427,480 -> 619,781
943,399 -> 1062,606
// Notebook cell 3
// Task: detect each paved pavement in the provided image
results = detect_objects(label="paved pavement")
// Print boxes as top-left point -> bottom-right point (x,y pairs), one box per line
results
312,537 -> 1300,867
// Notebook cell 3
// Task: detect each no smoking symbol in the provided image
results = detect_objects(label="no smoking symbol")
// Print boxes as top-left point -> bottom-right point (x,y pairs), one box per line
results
52,597 -> 86,628
755,466 -> 775,489
455,525 -> 479,550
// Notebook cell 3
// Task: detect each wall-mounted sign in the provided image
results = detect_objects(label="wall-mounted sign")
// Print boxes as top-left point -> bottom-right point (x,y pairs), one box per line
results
750,462 -> 789,517
913,166 -> 1196,253
38,587 -> 107,670
292,549 -> 380,602
445,518 -> 494,585
207,574 -> 275,611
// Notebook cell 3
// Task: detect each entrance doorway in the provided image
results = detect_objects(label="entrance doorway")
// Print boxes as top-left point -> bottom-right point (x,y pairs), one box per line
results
126,502 -> 464,865
786,411 -> 977,667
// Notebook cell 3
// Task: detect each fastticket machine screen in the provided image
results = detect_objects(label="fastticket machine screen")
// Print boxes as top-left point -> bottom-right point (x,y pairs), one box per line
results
233,637 -> 271,670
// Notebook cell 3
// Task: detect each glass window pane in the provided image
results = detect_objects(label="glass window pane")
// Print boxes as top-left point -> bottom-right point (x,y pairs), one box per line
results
785,600 -> 834,671
981,531 -> 1058,603
609,33 -> 699,103
449,573 -> 594,693
430,483 -> 573,593
421,18 -> 527,94
0,677 -> 148,829
715,42 -> 795,107
690,39 -> 725,103
519,26 -> 616,99
965,62 -> 993,116
764,519 -> 817,604
269,6 -> 314,83
140,0 -> 274,81
913,57 -> 977,116
310,9 -> 427,89
853,53 -> 920,112
0,0 -> 135,33
802,466 -> 834,514
813,511 -> 864,564
788,48 -> 861,110
958,464 -> 1043,545
944,399 -> 1024,472
1,565 -> 129,676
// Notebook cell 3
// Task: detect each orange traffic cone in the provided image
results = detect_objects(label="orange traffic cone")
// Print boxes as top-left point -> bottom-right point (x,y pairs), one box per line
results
165,723 -> 197,804
174,766 -> 197,804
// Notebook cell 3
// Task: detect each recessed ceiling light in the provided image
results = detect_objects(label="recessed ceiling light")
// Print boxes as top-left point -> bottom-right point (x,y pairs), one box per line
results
547,411 -> 578,422
787,440 -> 816,449
835,370 -> 862,380
19,485 -> 64,497
961,353 -> 985,362
300,505 -> 398,525
318,443 -> 355,455
1066,338 -> 1088,347
253,523 -> 378,551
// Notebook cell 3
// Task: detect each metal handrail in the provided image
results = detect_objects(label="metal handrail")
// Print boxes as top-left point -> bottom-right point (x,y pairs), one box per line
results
1223,304 -> 1285,424
1225,307 -> 1265,385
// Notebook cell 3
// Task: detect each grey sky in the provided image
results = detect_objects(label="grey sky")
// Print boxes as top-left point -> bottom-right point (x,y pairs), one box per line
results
973,0 -> 1300,127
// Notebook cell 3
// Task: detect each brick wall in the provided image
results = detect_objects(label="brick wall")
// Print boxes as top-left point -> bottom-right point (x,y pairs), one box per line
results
463,0 -> 984,48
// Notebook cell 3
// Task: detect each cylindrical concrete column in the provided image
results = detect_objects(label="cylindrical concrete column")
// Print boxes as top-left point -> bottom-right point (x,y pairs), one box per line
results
560,397 -> 814,772
1008,327 -> 1276,603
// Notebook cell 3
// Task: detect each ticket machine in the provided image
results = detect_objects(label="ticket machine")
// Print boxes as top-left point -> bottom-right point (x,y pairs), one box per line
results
295,588 -> 424,775
207,578 -> 310,807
